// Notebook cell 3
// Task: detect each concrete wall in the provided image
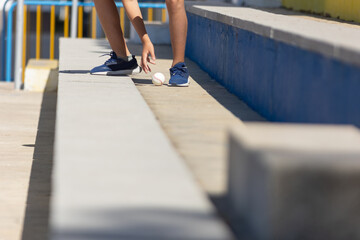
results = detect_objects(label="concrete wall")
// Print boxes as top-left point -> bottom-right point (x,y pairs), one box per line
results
185,11 -> 360,127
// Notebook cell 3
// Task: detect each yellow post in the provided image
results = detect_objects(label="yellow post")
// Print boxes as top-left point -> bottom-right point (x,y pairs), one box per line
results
64,6 -> 69,37
120,7 -> 125,31
36,5 -> 41,59
92,7 -> 97,39
22,5 -> 27,83
162,8 -> 166,22
50,5 -> 55,59
78,6 -> 83,38
148,8 -> 153,22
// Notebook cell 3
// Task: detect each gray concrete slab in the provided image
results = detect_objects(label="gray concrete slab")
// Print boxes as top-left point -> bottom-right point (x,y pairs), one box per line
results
50,38 -> 233,240
228,123 -> 360,240
185,2 -> 360,67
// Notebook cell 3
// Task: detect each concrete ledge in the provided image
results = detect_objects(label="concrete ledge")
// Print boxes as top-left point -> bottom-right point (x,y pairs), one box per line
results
24,59 -> 58,92
185,3 -> 360,126
228,123 -> 360,239
50,38 -> 233,240
185,2 -> 360,67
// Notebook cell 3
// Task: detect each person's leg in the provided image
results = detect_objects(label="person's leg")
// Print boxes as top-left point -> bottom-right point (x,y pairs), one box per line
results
166,0 -> 189,86
93,0 -> 130,58
165,0 -> 187,67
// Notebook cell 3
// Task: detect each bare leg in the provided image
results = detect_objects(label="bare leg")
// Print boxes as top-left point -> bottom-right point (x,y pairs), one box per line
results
166,0 -> 187,67
94,0 -> 130,58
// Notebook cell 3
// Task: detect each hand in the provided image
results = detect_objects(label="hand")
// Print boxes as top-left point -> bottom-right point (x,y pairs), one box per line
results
141,39 -> 156,73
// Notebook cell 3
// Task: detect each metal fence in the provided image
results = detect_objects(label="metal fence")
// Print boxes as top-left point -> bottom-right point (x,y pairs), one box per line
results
1,0 -> 167,83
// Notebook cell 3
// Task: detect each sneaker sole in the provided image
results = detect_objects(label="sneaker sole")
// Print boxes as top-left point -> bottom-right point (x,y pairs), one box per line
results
169,81 -> 190,87
91,66 -> 142,76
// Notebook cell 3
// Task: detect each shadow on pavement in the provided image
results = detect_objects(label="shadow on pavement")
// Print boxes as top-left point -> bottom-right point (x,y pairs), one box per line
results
186,61 -> 266,122
21,91 -> 57,240
59,70 -> 90,74
132,78 -> 153,85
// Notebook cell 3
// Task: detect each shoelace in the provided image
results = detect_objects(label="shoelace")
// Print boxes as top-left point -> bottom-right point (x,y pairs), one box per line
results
170,66 -> 187,77
99,51 -> 117,64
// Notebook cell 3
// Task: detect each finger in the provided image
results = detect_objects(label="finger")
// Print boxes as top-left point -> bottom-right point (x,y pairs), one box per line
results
142,59 -> 148,73
141,57 -> 145,73
147,53 -> 155,65
145,56 -> 151,72
141,55 -> 148,73
149,49 -> 156,64
142,51 -> 149,71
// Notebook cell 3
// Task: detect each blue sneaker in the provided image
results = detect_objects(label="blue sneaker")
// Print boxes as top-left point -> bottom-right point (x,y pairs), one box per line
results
169,62 -> 190,87
90,51 -> 141,76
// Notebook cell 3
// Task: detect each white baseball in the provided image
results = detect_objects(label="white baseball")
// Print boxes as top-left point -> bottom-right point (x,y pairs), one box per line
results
152,72 -> 165,86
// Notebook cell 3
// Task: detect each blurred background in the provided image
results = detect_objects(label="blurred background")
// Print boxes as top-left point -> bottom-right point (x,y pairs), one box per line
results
0,0 -> 168,82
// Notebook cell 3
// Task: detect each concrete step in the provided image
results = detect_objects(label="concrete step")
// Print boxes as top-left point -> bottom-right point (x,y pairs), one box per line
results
227,123 -> 360,240
50,38 -> 233,240
0,83 -> 46,240
185,2 -> 360,127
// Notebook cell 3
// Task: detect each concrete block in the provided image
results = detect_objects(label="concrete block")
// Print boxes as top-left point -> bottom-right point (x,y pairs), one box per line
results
50,38 -> 233,240
228,123 -> 360,240
24,59 -> 58,92
130,21 -> 170,44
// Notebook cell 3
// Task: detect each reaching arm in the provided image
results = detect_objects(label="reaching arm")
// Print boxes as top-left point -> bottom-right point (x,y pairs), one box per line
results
122,0 -> 156,73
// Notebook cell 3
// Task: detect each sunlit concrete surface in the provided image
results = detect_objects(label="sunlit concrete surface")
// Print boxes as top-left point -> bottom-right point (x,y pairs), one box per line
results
0,82 -> 56,240
128,43 -> 265,196
0,83 -> 41,240
50,38 -> 233,240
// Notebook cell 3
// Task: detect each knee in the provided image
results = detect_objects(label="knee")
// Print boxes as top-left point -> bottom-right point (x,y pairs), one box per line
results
165,0 -> 184,11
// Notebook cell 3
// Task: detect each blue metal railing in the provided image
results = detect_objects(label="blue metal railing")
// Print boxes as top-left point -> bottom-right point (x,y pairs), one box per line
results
1,0 -> 12,81
2,0 -> 166,82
